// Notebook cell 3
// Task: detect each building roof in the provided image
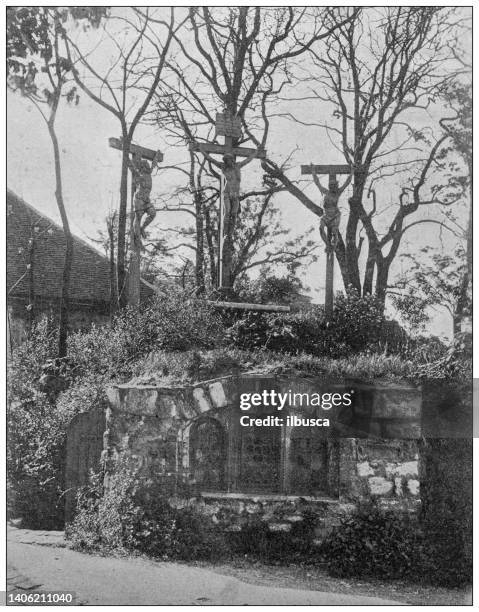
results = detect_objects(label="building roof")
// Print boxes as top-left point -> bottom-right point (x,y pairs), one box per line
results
7,189 -> 112,305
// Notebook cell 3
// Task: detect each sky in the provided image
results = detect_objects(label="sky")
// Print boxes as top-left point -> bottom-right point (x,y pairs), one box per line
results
6,7 -> 471,341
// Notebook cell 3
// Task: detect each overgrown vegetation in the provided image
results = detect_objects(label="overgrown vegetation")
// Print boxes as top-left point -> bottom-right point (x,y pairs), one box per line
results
8,287 -> 471,589
419,439 -> 473,587
67,463 -> 229,561
67,468 -> 471,587
7,320 -> 67,528
321,505 -> 424,580
68,288 -> 223,379
320,501 -> 471,587
8,287 -> 469,528
226,293 -> 391,357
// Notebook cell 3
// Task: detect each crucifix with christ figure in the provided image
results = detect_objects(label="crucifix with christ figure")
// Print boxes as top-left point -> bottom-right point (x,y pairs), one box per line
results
301,163 -> 353,318
190,112 -> 266,292
109,137 -> 163,307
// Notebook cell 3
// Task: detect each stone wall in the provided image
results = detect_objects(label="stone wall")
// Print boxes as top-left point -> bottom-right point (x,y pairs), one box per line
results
62,375 -> 424,535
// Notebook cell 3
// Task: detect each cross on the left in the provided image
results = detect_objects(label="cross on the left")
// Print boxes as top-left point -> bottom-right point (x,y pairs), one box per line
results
109,137 -> 163,241
108,137 -> 164,163
109,137 -> 163,307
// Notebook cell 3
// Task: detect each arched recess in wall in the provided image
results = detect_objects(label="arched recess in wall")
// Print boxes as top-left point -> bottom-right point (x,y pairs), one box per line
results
178,404 -> 339,498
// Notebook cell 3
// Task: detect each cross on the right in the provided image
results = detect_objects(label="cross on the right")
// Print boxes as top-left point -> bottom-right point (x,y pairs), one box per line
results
301,163 -> 351,318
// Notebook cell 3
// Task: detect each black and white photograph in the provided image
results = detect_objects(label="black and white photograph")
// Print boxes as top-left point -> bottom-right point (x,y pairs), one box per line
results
6,5 -> 473,606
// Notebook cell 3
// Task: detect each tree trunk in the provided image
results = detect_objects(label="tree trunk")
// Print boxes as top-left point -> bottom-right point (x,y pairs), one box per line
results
204,208 -> 217,288
27,227 -> 35,335
454,169 -> 472,338
375,259 -> 389,308
194,190 -> 206,294
333,234 -> 350,291
48,123 -> 73,358
107,215 -> 118,321
344,175 -> 366,294
221,228 -> 235,290
363,246 -> 376,296
128,221 -> 141,308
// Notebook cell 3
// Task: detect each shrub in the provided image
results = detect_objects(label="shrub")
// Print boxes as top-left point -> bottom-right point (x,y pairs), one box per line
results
7,320 -> 72,528
67,464 -> 229,561
321,505 -> 423,580
7,315 -> 109,529
130,348 -> 245,385
7,318 -> 58,403
321,501 -> 472,587
234,273 -> 308,306
226,292 -> 387,358
419,439 -> 472,587
68,288 -> 224,379
230,511 -> 320,564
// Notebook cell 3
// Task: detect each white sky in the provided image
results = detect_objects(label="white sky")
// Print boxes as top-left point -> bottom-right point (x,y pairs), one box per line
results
7,7 -> 471,341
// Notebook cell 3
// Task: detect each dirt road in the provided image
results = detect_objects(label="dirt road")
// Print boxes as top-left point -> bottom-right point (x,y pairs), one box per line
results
8,528 -> 402,605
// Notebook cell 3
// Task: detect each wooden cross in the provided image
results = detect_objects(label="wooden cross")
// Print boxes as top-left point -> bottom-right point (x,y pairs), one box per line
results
301,164 -> 350,176
109,137 -> 163,307
109,137 -> 163,163
301,163 -> 351,318
190,112 -> 266,291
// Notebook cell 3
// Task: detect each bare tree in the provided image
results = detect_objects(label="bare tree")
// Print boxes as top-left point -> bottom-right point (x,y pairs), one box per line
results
148,154 -> 317,292
91,210 -> 119,321
440,75 -> 471,336
62,7 -> 180,307
265,7 -> 469,304
7,7 -> 83,356
154,7 -> 353,290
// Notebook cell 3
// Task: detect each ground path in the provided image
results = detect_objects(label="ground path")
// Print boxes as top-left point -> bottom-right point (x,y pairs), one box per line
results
7,527 -> 403,606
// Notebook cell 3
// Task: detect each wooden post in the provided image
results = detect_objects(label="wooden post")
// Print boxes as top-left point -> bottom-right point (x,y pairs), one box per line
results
109,138 -> 163,308
128,156 -> 141,307
325,230 -> 335,318
218,174 -> 225,288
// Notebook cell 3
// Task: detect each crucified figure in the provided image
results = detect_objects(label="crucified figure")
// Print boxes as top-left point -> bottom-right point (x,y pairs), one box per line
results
203,150 -> 257,236
128,153 -> 160,240
310,165 -> 353,250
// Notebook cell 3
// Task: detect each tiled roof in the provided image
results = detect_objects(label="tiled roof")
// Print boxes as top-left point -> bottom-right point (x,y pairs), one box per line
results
7,189 -> 111,304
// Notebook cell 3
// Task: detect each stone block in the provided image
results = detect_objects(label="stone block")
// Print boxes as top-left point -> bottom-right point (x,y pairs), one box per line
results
269,522 -> 292,532
209,381 -> 228,408
106,387 -> 120,409
407,479 -> 420,495
192,387 -> 212,413
283,514 -> 304,522
386,460 -> 418,478
120,387 -> 159,416
368,476 -> 393,496
356,461 -> 375,477
220,377 -> 239,407
156,393 -> 179,418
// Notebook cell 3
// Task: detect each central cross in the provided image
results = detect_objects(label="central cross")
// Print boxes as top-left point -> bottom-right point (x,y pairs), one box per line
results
190,112 -> 266,291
